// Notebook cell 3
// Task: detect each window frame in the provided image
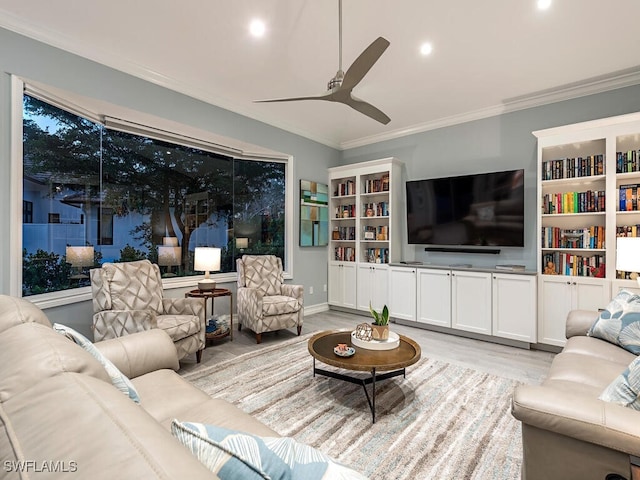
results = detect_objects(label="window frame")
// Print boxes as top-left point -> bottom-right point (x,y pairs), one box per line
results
11,77 -> 295,309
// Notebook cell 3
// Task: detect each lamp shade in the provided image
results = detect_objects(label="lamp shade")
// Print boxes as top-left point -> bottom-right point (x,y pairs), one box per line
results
66,246 -> 94,267
158,246 -> 181,266
194,247 -> 221,273
163,236 -> 179,247
616,236 -> 640,272
236,237 -> 249,249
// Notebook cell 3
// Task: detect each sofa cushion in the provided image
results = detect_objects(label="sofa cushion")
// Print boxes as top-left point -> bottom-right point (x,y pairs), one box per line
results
0,294 -> 51,335
0,322 -> 111,402
171,421 -> 367,480
600,355 -> 640,410
53,323 -> 140,403
133,370 -> 279,437
1,373 -> 215,479
589,289 -> 640,354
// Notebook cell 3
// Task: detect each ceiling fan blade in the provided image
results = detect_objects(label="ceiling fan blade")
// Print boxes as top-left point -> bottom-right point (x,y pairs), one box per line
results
345,94 -> 390,125
254,93 -> 331,103
341,37 -> 390,92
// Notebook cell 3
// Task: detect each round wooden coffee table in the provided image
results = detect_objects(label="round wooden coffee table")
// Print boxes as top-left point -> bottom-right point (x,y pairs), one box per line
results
308,329 -> 421,423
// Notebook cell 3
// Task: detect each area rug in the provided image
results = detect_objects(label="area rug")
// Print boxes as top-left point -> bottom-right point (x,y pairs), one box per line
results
181,335 -> 523,480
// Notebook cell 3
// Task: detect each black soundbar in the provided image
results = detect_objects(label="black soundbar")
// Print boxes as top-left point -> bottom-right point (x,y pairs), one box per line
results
424,247 -> 501,254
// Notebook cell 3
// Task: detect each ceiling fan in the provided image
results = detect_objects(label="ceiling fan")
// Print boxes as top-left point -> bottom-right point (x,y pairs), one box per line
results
254,0 -> 391,125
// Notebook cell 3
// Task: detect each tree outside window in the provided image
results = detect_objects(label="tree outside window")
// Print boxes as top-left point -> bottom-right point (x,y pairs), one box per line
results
22,94 -> 286,296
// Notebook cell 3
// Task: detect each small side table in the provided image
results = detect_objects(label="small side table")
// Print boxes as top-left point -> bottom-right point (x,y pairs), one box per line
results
185,288 -> 233,343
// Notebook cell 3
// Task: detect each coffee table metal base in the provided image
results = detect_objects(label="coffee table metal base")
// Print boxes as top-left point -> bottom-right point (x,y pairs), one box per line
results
312,358 -> 406,423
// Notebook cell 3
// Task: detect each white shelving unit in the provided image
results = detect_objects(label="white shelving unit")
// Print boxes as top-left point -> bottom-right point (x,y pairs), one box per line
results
328,158 -> 403,311
534,112 -> 640,346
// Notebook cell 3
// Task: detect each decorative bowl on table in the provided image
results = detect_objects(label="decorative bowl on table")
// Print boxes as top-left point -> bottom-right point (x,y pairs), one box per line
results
334,345 -> 356,357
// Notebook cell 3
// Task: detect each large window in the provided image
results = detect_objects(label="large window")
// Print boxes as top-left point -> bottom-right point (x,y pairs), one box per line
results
22,94 -> 287,296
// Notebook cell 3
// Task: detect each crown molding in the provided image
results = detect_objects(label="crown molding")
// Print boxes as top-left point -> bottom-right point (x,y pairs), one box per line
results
340,68 -> 640,150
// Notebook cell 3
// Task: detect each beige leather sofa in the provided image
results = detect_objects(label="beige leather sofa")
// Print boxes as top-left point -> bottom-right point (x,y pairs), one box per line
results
0,294 -> 277,479
512,309 -> 639,480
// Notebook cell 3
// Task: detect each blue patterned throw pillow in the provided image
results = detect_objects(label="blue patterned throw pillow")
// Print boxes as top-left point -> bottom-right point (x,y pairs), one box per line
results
52,323 -> 140,403
599,356 -> 640,409
171,420 -> 368,480
588,289 -> 640,354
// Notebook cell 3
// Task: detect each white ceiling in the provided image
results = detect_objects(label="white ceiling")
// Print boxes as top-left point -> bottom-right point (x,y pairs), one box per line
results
1,0 -> 640,150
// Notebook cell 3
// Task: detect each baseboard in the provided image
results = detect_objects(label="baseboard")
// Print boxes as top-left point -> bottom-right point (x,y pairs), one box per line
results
304,302 -> 330,316
393,318 -> 532,350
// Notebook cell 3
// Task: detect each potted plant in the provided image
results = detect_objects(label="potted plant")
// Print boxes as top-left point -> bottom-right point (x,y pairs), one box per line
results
369,303 -> 390,340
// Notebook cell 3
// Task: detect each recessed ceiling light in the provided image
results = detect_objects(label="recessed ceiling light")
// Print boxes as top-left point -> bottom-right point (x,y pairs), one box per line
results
249,19 -> 266,38
537,0 -> 551,10
420,42 -> 433,56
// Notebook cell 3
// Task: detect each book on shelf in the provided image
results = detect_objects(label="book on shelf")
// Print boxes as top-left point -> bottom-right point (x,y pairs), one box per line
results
619,184 -> 639,211
495,264 -> 526,271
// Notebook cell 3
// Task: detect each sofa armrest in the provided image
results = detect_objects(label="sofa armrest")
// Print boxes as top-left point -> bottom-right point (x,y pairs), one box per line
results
512,384 -> 640,456
281,283 -> 304,302
566,309 -> 599,338
94,329 -> 180,378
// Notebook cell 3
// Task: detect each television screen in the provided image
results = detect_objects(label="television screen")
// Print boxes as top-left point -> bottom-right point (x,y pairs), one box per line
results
406,169 -> 525,246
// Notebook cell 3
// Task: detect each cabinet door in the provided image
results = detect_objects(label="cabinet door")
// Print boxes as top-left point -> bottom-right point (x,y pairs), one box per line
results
328,263 -> 343,306
342,263 -> 357,309
356,265 -> 373,311
417,269 -> 451,327
371,265 -> 389,312
573,278 -> 609,312
388,267 -> 416,321
356,265 -> 388,311
452,270 -> 492,334
492,274 -> 536,342
328,262 -> 356,308
538,276 -> 574,346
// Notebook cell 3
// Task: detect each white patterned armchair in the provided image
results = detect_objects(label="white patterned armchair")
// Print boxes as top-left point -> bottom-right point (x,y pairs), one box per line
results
90,259 -> 205,362
236,255 -> 304,343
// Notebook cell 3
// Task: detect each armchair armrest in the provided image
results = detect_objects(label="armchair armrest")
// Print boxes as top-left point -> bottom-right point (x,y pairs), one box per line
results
94,329 -> 180,378
566,309 -> 599,338
237,287 -> 263,316
512,384 -> 640,456
92,310 -> 156,341
281,283 -> 304,302
163,297 -> 205,321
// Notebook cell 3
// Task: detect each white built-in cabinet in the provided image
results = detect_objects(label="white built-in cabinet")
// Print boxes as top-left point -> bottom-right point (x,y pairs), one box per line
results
492,273 -> 537,342
416,268 -> 451,327
451,270 -> 492,335
535,111 -> 640,346
328,262 -> 357,309
538,276 -> 608,346
357,264 -> 388,312
388,266 -> 416,321
328,158 -> 403,311
389,265 -> 537,343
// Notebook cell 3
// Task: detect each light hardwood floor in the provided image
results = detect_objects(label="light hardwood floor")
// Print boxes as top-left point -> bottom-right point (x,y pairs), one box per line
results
178,309 -> 555,384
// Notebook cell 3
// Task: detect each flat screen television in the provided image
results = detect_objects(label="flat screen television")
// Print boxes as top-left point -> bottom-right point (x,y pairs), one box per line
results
406,169 -> 525,247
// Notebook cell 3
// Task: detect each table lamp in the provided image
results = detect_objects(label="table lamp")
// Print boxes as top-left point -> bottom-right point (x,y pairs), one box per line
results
158,241 -> 181,277
194,247 -> 221,291
616,236 -> 640,287
66,246 -> 94,279
236,237 -> 248,252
